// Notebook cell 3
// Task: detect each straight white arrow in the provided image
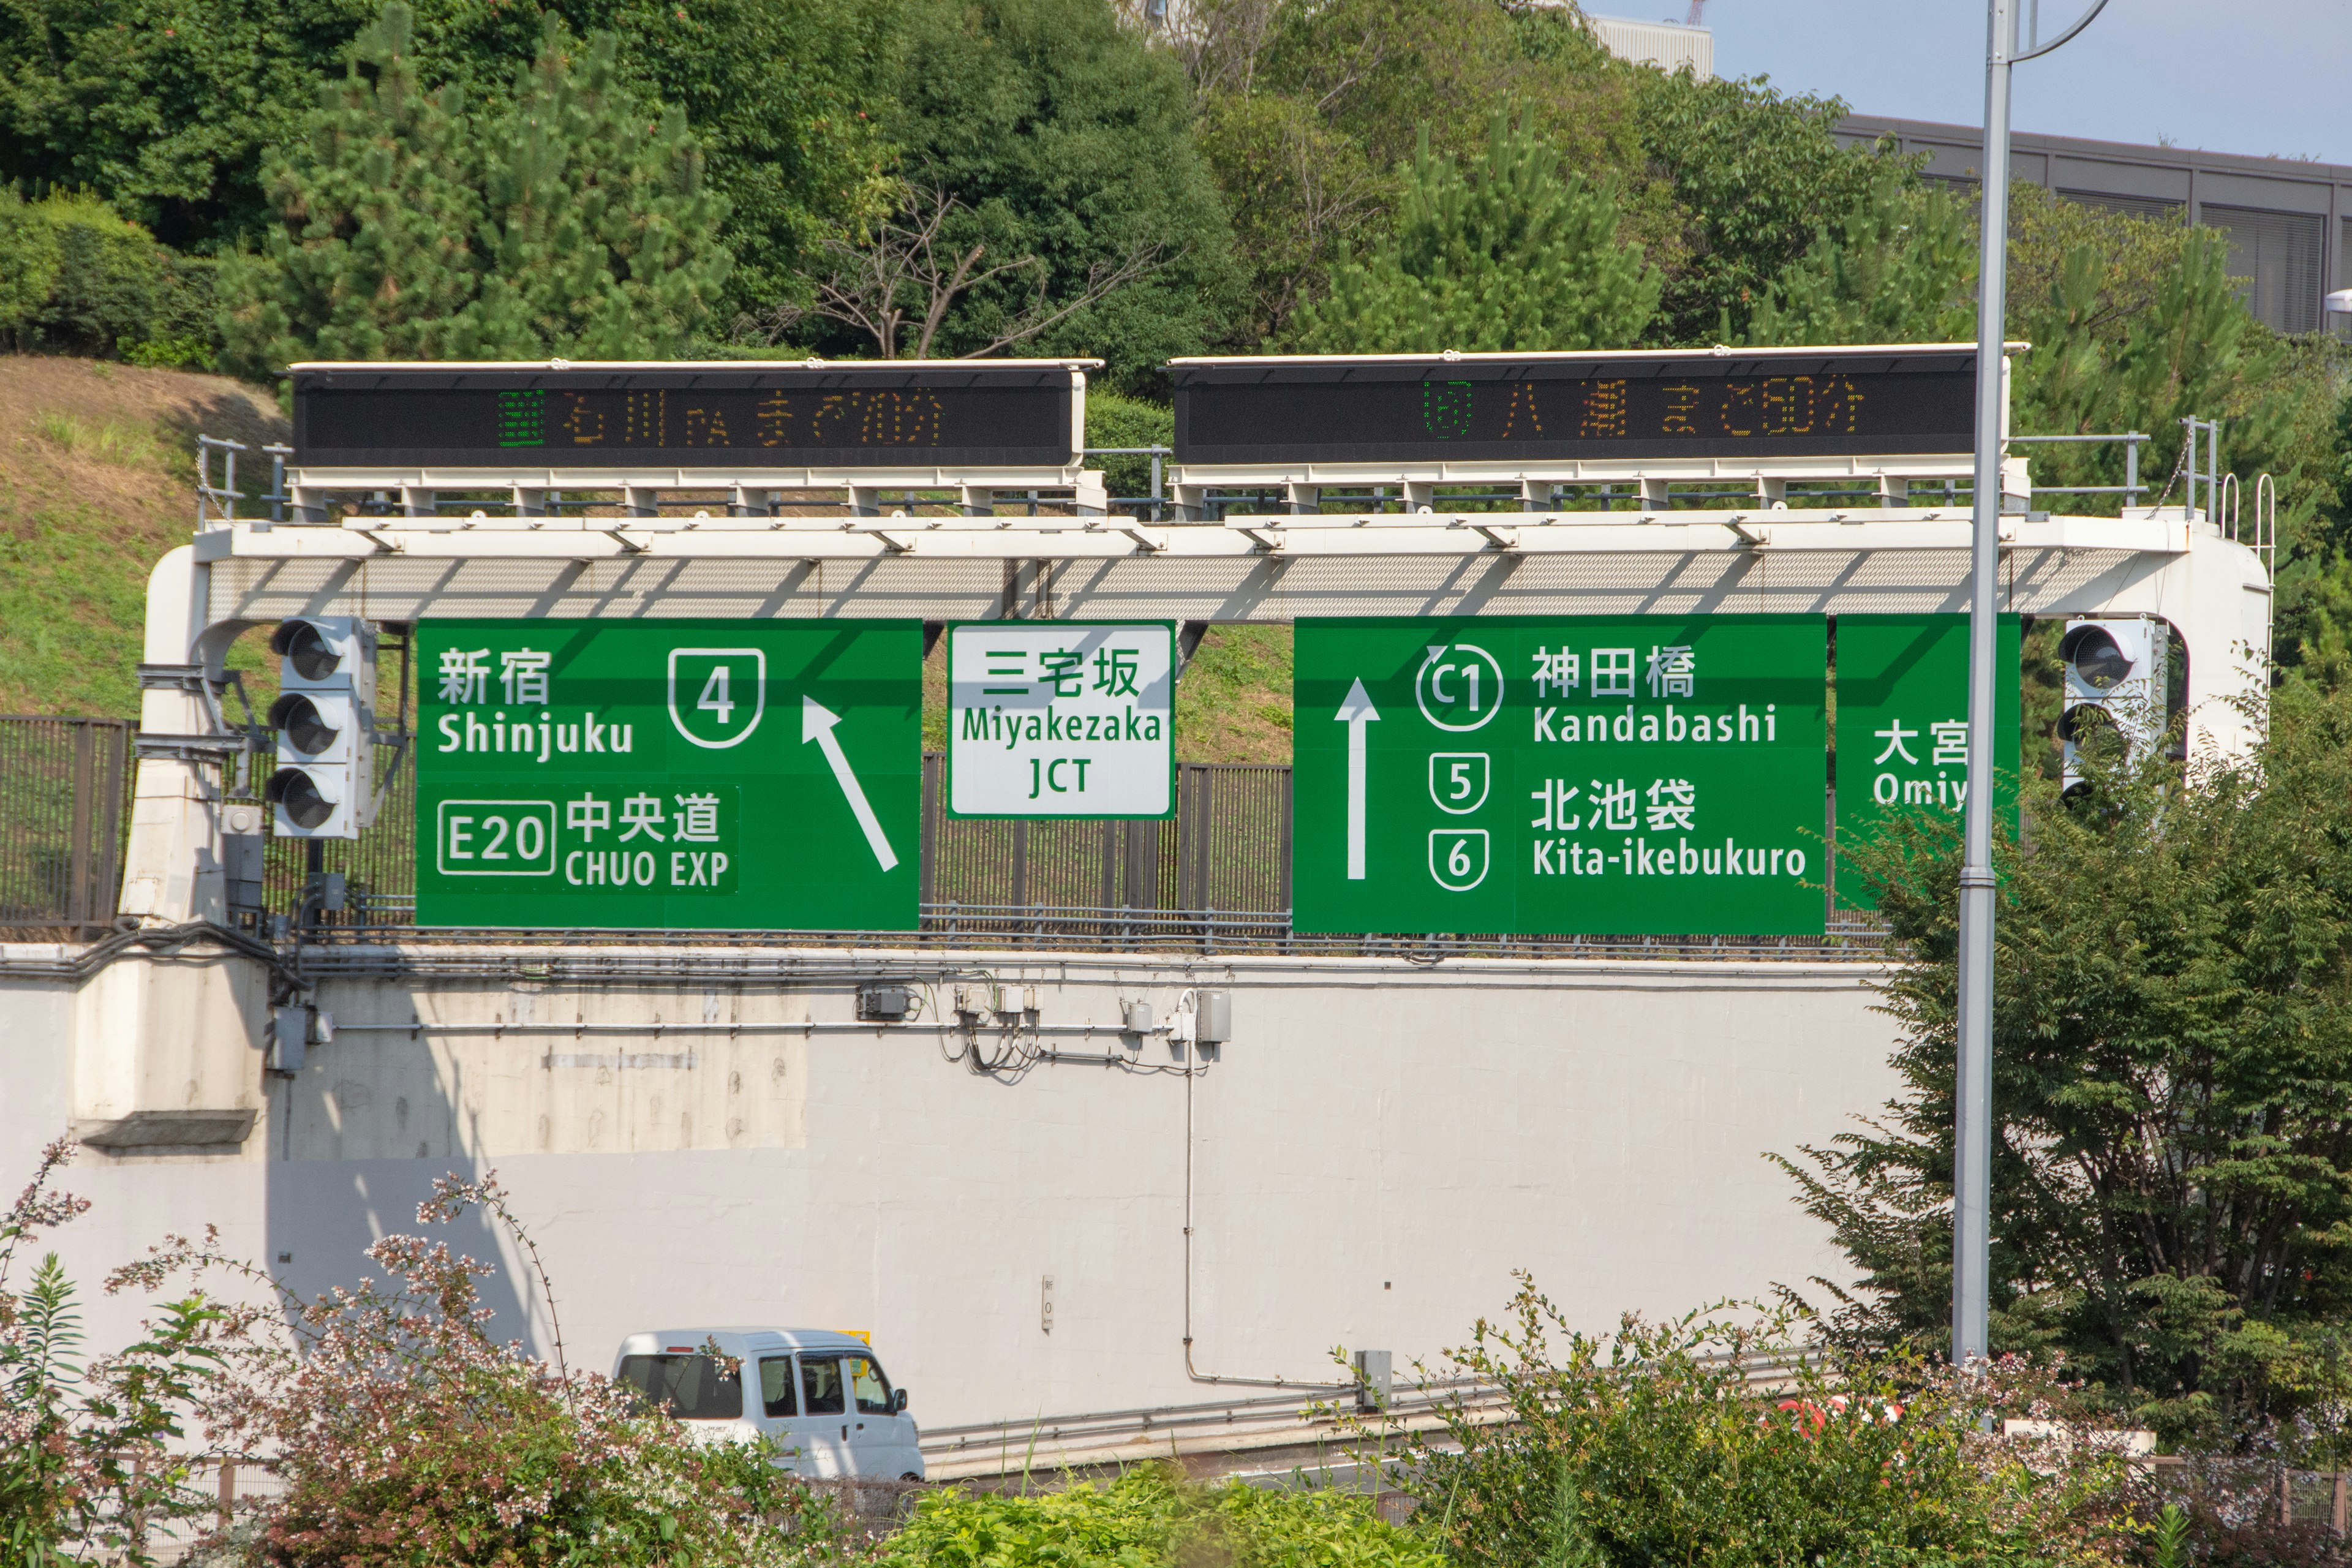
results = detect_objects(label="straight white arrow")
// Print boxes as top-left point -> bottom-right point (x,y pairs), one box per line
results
1336,677 -> 1379,880
801,695 -> 900,872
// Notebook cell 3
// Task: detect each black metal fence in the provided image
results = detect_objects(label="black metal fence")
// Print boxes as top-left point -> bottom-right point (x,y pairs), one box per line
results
260,752 -> 1295,935
4,721 -> 1883,959
0,717 -> 134,935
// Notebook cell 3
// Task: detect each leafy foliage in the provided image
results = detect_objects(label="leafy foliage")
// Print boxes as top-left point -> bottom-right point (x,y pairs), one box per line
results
217,2 -> 731,374
875,1463 -> 1438,1568
853,0 -> 1240,389
119,1170 -> 844,1568
0,190 -> 215,363
1182,0 -> 1660,345
1,1139 -> 224,1568
0,0 -> 882,315
1291,113 -> 1660,354
1742,172 -> 1975,346
1789,683 -> 2352,1450
1082,390 -> 1172,505
1632,71 -> 1902,346
1398,1278 -> 2133,1568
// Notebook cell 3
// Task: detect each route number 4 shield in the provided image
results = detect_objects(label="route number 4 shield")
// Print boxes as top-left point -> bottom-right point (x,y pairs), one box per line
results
669,649 -> 766,749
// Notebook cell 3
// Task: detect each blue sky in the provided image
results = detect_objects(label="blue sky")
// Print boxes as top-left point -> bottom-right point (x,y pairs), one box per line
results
1672,0 -> 2349,166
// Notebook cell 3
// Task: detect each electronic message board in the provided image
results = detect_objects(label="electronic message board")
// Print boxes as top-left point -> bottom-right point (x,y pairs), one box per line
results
1172,347 -> 1975,466
293,363 -> 1086,468
415,619 -> 921,930
1294,616 -> 1830,937
1832,614 -> 2021,911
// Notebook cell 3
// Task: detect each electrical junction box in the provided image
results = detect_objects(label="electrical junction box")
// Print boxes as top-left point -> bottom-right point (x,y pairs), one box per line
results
1352,1349 -> 1392,1412
269,1007 -> 310,1075
1196,989 -> 1232,1044
221,803 -> 266,915
858,984 -> 914,1022
1123,1000 -> 1154,1033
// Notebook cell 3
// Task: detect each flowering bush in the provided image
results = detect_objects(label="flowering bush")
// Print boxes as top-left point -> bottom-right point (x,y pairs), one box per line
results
118,1170 -> 851,1568
2,1139 -> 222,1568
1390,1275 -> 2138,1568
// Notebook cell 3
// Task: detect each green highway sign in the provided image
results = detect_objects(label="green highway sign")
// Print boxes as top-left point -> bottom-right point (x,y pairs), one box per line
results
1832,614 -> 2021,911
1295,616 -> 1830,936
415,619 -> 921,929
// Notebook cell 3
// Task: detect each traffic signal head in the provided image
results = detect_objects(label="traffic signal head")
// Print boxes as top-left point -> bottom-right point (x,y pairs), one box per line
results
270,616 -> 377,709
267,617 -> 379,839
2059,617 -> 2167,800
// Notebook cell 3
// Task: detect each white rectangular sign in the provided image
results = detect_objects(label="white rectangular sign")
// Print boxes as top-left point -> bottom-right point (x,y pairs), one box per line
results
948,622 -> 1174,818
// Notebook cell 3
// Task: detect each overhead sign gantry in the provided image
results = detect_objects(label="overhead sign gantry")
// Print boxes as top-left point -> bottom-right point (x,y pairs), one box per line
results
132,346 -> 2275,941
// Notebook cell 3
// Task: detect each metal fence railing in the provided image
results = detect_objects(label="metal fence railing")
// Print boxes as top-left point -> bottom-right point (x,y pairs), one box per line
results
0,717 -> 134,935
4,728 -> 1887,960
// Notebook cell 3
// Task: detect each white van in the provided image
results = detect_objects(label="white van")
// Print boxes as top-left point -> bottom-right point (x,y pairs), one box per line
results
611,1327 -> 924,1480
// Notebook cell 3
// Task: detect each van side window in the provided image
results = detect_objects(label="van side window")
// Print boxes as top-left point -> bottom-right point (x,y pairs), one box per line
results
801,1355 -> 846,1415
846,1355 -> 894,1415
614,1354 -> 743,1420
758,1356 -> 797,1417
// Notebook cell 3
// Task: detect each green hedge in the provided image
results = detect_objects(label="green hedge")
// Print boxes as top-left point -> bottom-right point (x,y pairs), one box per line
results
0,190 -> 217,367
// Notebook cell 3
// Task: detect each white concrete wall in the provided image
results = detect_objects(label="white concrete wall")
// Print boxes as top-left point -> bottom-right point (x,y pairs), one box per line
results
2,946 -> 1899,1429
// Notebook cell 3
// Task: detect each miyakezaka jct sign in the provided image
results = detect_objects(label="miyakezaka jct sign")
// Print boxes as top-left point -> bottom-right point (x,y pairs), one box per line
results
414,619 -> 921,929
1295,616 -> 1830,935
946,622 -> 1175,818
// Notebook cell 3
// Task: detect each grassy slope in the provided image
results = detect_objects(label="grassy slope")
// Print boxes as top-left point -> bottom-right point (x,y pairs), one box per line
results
0,356 -> 1301,761
0,355 -> 288,717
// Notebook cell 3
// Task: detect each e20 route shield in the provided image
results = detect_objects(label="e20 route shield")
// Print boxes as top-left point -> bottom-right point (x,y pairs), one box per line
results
1832,614 -> 2021,913
1295,616 -> 1829,936
415,619 -> 920,929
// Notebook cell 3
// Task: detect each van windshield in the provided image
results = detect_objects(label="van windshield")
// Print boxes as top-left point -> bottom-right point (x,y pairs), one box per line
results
616,1354 -> 744,1420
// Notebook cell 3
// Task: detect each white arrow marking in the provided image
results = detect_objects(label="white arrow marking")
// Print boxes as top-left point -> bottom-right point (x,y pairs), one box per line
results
802,695 -> 899,872
1336,677 -> 1379,880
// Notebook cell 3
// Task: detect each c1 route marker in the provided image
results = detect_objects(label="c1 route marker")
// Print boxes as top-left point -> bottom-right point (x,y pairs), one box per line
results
1336,677 -> 1380,880
802,695 -> 899,872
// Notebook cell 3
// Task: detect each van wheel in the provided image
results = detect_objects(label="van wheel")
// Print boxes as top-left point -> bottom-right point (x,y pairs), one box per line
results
902,1472 -> 922,1482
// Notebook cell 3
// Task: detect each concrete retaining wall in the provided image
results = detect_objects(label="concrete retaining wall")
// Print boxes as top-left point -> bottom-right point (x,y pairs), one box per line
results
1,944 -> 1899,1429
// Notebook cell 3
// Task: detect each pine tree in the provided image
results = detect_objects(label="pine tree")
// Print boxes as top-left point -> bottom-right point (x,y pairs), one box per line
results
1741,172 -> 1975,346
217,4 -> 488,372
470,20 -> 732,358
218,1 -> 731,375
1289,113 -> 1660,354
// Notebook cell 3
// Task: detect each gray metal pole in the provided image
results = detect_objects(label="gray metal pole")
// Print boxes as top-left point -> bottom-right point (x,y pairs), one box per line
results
1954,0 -> 2016,1371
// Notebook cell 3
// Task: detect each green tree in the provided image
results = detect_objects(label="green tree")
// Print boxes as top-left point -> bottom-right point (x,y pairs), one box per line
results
1291,113 -> 1660,355
826,0 -> 1238,388
0,0 -> 880,317
218,2 -> 730,374
1632,70 -> 1901,345
1184,0 -> 1663,348
1741,172 -> 1975,345
469,20 -> 733,356
1787,682 -> 2352,1450
402,0 -> 891,320
215,4 -> 488,367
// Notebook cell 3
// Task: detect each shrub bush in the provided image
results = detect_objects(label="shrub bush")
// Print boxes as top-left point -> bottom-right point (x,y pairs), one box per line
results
0,190 -> 217,365
1396,1276 -> 2137,1568
119,1172 -> 848,1568
877,1464 -> 1438,1568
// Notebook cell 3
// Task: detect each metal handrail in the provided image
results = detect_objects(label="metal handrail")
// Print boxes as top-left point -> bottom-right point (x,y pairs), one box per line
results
2011,429 -> 2148,507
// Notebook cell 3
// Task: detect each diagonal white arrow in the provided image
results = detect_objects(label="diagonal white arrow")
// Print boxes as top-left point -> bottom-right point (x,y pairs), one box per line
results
801,695 -> 899,872
1335,677 -> 1379,880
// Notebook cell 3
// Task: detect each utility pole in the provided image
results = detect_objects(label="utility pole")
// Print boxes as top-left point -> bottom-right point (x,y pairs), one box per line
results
1954,0 -> 2109,1370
